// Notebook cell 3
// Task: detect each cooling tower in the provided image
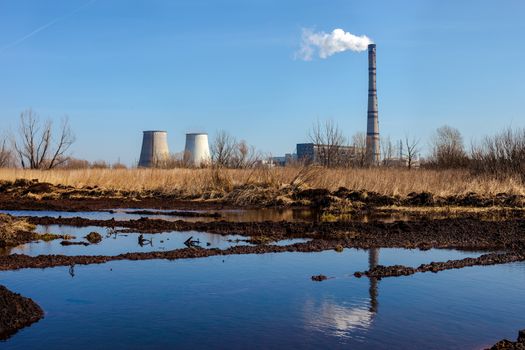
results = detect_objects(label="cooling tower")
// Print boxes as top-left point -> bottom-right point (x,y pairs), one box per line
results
184,133 -> 211,167
138,131 -> 169,167
366,43 -> 380,164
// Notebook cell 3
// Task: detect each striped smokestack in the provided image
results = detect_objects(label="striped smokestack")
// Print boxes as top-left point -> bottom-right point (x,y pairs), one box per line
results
366,43 -> 380,164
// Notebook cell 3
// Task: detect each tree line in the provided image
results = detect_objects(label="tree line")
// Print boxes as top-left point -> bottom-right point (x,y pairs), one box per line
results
1,110 -> 524,182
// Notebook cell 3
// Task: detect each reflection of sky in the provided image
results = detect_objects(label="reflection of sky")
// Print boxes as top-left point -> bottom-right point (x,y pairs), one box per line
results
303,299 -> 374,338
1,224 -> 311,257
0,208 -> 314,223
1,225 -> 252,256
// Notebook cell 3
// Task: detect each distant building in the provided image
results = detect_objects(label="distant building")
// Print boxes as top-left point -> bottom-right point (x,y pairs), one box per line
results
270,156 -> 287,166
296,143 -> 362,165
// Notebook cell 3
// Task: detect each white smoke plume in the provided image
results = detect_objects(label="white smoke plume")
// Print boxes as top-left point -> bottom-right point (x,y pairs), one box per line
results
296,28 -> 373,61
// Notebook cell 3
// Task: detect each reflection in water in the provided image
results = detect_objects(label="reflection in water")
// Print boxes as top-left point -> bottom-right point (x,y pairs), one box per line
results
304,249 -> 380,338
304,300 -> 374,338
369,249 -> 379,313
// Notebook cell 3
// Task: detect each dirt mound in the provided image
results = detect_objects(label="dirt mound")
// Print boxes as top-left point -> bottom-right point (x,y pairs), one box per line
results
0,214 -> 35,248
24,182 -> 55,194
354,252 -> 525,279
311,275 -> 328,282
332,188 -> 399,206
488,329 -> 525,349
85,232 -> 102,244
0,285 -> 44,340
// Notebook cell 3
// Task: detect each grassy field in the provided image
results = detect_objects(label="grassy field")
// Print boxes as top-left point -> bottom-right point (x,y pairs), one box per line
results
0,167 -> 523,198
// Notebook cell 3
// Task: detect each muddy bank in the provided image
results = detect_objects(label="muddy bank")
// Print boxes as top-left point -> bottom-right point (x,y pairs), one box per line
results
354,252 -> 525,279
0,239 -> 345,271
0,215 -> 36,248
487,329 -> 525,349
1,179 -> 524,211
122,210 -> 221,218
0,214 -> 75,248
0,285 -> 44,340
22,215 -> 525,252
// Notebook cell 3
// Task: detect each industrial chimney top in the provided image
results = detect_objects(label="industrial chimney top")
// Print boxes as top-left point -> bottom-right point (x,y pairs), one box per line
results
143,130 -> 167,133
186,132 -> 208,135
368,43 -> 376,49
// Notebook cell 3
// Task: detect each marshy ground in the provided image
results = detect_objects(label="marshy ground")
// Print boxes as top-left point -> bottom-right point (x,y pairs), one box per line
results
0,170 -> 524,348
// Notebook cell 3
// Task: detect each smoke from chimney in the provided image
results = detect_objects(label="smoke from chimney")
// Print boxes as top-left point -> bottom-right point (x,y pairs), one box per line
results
297,28 -> 373,61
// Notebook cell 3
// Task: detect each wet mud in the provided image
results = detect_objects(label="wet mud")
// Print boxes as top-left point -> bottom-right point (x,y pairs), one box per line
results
2,178 -> 525,345
0,239 -> 346,271
0,285 -> 44,340
488,329 -> 525,350
21,215 -> 525,252
1,179 -> 525,212
311,275 -> 328,282
122,210 -> 222,218
354,252 -> 525,279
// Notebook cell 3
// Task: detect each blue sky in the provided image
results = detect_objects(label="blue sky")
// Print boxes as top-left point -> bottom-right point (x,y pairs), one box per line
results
0,0 -> 524,164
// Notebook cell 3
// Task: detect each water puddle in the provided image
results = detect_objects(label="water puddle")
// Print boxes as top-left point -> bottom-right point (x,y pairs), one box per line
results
1,248 -> 522,349
0,208 -> 317,223
0,225 -> 312,256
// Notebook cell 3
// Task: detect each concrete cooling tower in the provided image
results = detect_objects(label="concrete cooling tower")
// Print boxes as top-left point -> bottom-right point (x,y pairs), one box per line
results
138,131 -> 170,167
184,133 -> 211,167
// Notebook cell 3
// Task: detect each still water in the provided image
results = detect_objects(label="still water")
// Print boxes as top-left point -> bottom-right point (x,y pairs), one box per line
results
1,248 -> 523,349
0,208 -> 316,223
0,225 -> 310,256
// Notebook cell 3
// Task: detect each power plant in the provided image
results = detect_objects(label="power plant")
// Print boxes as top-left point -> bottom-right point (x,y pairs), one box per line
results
139,45 -> 383,168
184,133 -> 211,167
138,130 -> 170,167
366,43 -> 380,164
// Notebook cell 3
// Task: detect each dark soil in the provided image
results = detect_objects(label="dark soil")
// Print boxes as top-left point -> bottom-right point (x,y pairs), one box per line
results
311,275 -> 328,282
1,179 -> 524,212
0,285 -> 44,340
21,215 -> 525,252
488,329 -> 525,349
0,239 -> 346,271
60,241 -> 90,246
123,210 -> 222,218
85,232 -> 102,244
354,252 -> 525,279
0,230 -> 34,248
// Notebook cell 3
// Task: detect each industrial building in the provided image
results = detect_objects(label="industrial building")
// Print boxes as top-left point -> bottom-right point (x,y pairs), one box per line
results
366,43 -> 380,164
296,143 -> 362,165
184,133 -> 211,167
137,46 -> 380,169
138,130 -> 170,167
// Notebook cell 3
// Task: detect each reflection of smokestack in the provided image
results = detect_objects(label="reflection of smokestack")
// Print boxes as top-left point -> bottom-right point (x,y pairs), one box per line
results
184,133 -> 211,167
138,131 -> 169,167
368,248 -> 379,313
366,44 -> 380,164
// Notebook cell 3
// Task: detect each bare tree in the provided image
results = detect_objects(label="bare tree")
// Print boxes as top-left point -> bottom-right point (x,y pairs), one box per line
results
0,139 -> 13,168
12,110 -> 75,169
470,127 -> 525,180
381,135 -> 397,166
430,125 -> 468,168
404,135 -> 420,170
309,120 -> 347,168
210,131 -> 260,168
210,130 -> 237,167
351,132 -> 367,167
231,140 -> 260,168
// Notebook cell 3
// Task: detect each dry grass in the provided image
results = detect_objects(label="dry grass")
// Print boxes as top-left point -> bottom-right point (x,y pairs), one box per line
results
0,214 -> 35,244
0,167 -> 523,197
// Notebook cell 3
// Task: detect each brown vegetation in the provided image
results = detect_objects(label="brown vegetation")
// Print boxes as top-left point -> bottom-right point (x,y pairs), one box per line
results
0,214 -> 73,247
0,167 -> 523,200
0,214 -> 35,247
